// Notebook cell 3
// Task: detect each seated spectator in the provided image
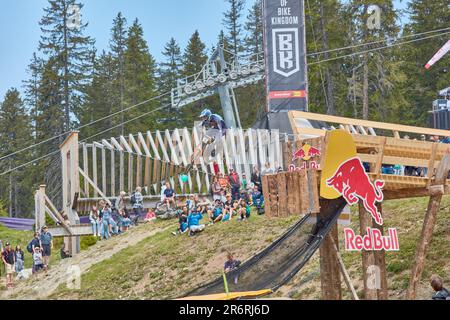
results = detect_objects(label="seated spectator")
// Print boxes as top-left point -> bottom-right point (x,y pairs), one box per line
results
100,201 -> 118,239
89,205 -> 101,237
381,165 -> 394,174
144,209 -> 156,223
240,174 -> 251,200
261,162 -> 274,175
218,173 -> 231,199
32,247 -> 44,274
15,245 -> 25,274
393,164 -> 402,175
186,194 -> 195,211
224,252 -> 241,272
162,182 -> 176,208
195,195 -> 210,214
60,243 -> 72,259
187,206 -> 205,237
208,199 -> 224,224
431,275 -> 450,300
223,194 -> 234,217
251,185 -> 265,214
237,199 -> 251,221
172,206 -> 189,236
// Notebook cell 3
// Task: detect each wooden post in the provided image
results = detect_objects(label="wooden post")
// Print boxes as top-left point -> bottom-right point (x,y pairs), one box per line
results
331,238 -> 359,300
35,185 -> 46,232
261,175 -> 270,217
372,203 -> 388,300
319,199 -> 342,300
359,202 -> 378,300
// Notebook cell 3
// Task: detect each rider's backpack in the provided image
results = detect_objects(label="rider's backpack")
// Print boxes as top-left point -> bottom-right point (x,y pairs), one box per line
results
26,240 -> 34,253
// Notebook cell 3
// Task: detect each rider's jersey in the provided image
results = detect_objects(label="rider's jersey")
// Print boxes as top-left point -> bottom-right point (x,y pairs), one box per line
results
201,114 -> 227,134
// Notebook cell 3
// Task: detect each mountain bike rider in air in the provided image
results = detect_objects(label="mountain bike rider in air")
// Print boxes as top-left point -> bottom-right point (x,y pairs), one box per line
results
199,108 -> 227,144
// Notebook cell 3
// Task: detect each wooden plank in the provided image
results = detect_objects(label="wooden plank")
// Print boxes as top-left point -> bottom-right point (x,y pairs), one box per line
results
101,146 -> 106,194
261,175 -> 271,217
111,149 -> 115,196
119,149 -> 124,193
129,134 -> 142,156
427,143 -> 438,188
128,153 -> 134,192
92,145 -> 98,197
82,143 -> 89,196
101,139 -> 114,150
257,129 -> 266,167
110,137 -> 123,151
119,135 -> 133,153
49,224 -> 93,237
147,131 -> 161,160
372,206 -> 388,300
290,111 -> 450,137
299,170 -> 309,214
247,129 -> 257,170
138,132 -> 151,157
79,168 -> 111,205
238,128 -> 250,180
165,129 -> 180,166
277,172 -> 288,217
359,203 -> 378,300
374,137 -> 387,178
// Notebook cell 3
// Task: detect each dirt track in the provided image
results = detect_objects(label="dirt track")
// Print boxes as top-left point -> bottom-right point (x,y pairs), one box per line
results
0,224 -> 167,300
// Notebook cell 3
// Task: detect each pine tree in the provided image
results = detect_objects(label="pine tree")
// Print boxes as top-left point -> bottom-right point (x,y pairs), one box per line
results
123,18 -> 158,133
244,0 -> 263,57
38,0 -> 95,130
110,12 -> 128,136
223,0 -> 246,58
157,37 -> 183,127
23,53 -> 44,135
0,89 -> 34,217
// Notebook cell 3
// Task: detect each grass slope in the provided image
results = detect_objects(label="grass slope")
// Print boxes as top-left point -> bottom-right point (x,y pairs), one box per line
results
5,195 -> 449,300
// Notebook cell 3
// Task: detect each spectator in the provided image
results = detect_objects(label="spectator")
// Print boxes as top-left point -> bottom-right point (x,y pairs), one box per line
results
132,186 -> 145,219
240,173 -> 250,200
251,185 -> 265,214
251,166 -> 262,191
224,252 -> 241,272
100,201 -> 112,239
89,205 -> 101,237
261,162 -> 274,175
229,168 -> 241,201
2,242 -> 15,288
211,176 -> 222,202
160,181 -> 167,202
187,206 -> 205,237
115,191 -> 128,217
186,194 -> 195,211
208,199 -> 224,224
15,245 -> 24,274
60,243 -> 72,259
430,275 -> 450,300
32,247 -> 44,274
172,206 -> 189,236
162,182 -> 176,209
218,173 -> 231,199
237,199 -> 250,221
39,226 -> 53,271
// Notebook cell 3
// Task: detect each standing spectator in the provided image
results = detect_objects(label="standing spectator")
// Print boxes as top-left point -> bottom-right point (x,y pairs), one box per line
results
162,182 -> 175,209
430,275 -> 450,300
187,206 -> 205,237
132,186 -> 145,218
211,176 -> 222,201
39,226 -> 53,271
229,168 -> 241,201
15,245 -> 25,274
2,242 -> 15,288
32,247 -> 44,274
89,205 -> 101,237
251,166 -> 262,191
224,252 -> 241,272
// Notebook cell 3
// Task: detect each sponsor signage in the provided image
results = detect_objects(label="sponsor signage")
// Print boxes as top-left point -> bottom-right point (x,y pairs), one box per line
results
289,144 -> 320,171
263,0 -> 308,111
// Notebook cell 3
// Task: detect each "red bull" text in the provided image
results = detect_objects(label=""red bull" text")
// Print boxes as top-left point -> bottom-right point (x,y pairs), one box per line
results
344,227 -> 399,251
326,157 -> 384,225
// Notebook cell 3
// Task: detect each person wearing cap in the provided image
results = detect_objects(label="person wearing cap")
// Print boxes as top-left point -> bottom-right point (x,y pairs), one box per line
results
39,226 -> 53,271
1,241 -> 16,288
229,168 -> 241,201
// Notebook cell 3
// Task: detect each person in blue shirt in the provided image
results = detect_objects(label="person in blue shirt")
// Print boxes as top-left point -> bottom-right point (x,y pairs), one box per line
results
39,226 -> 53,271
251,185 -> 264,214
208,199 -> 224,224
163,182 -> 176,209
187,206 -> 205,237
172,206 -> 189,236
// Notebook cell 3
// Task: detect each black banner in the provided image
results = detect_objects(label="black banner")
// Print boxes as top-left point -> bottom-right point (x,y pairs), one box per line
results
263,0 -> 308,112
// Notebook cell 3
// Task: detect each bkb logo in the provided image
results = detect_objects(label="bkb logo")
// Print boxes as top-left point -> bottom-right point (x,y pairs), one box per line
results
272,28 -> 300,77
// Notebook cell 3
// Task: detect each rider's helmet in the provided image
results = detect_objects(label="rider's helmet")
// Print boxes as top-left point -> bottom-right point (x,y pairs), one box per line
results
199,108 -> 212,120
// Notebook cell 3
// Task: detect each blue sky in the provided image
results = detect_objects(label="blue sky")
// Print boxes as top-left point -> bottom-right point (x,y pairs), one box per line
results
0,0 -> 408,100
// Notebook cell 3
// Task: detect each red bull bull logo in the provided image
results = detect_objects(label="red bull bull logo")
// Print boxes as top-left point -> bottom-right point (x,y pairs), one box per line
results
326,157 -> 384,226
290,144 -> 321,171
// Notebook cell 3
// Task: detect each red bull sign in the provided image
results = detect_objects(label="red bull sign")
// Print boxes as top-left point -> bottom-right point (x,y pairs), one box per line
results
344,227 -> 399,251
326,157 -> 384,226
289,144 -> 320,171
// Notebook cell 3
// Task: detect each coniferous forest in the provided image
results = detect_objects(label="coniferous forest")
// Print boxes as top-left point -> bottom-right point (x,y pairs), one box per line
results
0,0 -> 448,217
